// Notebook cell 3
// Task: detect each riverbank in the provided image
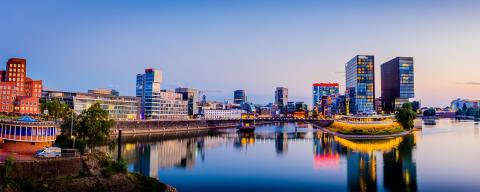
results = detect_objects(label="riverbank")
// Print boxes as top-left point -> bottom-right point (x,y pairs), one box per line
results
327,121 -> 404,135
0,153 -> 176,192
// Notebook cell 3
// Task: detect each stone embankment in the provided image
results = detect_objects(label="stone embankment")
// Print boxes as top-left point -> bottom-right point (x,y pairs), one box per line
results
0,153 -> 175,192
113,119 -> 285,135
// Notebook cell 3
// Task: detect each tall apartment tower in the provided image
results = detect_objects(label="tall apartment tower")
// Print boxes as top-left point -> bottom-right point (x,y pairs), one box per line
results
233,90 -> 246,104
345,55 -> 375,114
381,57 -> 414,112
275,87 -> 288,114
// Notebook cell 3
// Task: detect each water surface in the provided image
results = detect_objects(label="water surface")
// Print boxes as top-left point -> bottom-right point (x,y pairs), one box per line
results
103,119 -> 480,191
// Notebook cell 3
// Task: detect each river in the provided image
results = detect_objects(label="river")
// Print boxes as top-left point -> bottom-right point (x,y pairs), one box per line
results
101,119 -> 480,191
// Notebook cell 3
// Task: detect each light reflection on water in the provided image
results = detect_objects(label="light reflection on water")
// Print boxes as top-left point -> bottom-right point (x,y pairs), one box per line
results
101,119 -> 480,191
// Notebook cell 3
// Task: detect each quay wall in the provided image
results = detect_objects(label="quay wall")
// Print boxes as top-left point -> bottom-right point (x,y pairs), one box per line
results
113,119 -> 334,135
0,157 -> 82,181
113,119 -> 284,135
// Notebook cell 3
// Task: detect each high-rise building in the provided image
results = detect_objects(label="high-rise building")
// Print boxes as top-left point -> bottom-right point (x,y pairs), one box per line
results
0,58 -> 42,115
233,90 -> 246,104
345,55 -> 375,114
136,69 -> 188,120
312,83 -> 339,108
175,87 -> 199,116
275,87 -> 288,114
381,57 -> 414,112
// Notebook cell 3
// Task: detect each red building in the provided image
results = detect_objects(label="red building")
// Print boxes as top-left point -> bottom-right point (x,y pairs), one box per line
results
0,58 -> 42,115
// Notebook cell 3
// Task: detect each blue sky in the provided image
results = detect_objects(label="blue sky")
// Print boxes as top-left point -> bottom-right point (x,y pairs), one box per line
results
1,0 -> 480,107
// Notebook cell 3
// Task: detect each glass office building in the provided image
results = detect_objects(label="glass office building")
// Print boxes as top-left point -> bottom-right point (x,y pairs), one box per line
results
275,87 -> 288,114
233,90 -> 246,104
381,57 -> 414,112
312,83 -> 339,109
345,55 -> 375,114
137,69 -> 188,120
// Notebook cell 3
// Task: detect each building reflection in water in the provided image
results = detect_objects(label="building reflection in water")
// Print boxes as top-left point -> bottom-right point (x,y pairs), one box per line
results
313,132 -> 342,169
102,126 -> 418,191
313,131 -> 418,192
275,132 -> 288,155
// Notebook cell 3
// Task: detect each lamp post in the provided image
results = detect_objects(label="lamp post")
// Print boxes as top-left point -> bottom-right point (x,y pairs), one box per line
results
70,110 -> 76,150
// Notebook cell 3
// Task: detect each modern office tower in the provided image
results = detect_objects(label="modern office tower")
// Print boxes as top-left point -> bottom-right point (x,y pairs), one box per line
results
175,87 -> 199,116
312,83 -> 339,109
381,57 -> 414,112
0,58 -> 42,115
233,90 -> 246,104
335,95 -> 347,115
136,68 -> 188,120
345,55 -> 375,114
275,87 -> 288,114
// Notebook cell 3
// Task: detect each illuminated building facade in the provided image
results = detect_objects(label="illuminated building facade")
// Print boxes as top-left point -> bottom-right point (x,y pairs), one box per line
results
0,58 -> 42,115
381,57 -> 414,112
312,83 -> 339,109
346,55 -> 375,114
0,116 -> 58,153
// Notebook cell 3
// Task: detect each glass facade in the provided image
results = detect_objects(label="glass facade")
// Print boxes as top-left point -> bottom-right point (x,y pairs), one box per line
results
73,93 -> 140,120
345,55 -> 375,114
275,87 -> 288,114
381,57 -> 414,112
234,90 -> 246,104
312,83 -> 339,108
137,69 -> 188,120
0,121 -> 57,142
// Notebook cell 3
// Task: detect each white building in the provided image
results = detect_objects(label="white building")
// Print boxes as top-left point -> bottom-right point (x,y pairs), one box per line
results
204,109 -> 246,120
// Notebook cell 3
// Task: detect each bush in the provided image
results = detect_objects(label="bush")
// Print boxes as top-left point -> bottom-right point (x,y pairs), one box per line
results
55,135 -> 87,154
1,156 -> 15,187
101,158 -> 128,177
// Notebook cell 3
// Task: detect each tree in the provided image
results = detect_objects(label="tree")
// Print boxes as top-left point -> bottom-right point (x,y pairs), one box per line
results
395,103 -> 417,130
60,103 -> 114,152
423,108 -> 436,117
411,101 -> 421,113
41,99 -> 70,122
78,103 -> 115,150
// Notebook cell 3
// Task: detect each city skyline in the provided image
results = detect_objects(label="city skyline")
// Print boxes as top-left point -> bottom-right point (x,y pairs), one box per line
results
2,0 -> 480,107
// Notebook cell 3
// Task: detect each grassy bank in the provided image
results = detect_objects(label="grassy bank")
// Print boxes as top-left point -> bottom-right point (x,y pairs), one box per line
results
328,121 -> 404,135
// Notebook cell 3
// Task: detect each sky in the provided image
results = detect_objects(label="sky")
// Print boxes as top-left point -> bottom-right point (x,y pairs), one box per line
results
1,0 -> 479,107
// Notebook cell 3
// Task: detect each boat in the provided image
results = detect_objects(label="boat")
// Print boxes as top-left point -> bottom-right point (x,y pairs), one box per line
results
237,113 -> 255,132
423,119 -> 436,125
